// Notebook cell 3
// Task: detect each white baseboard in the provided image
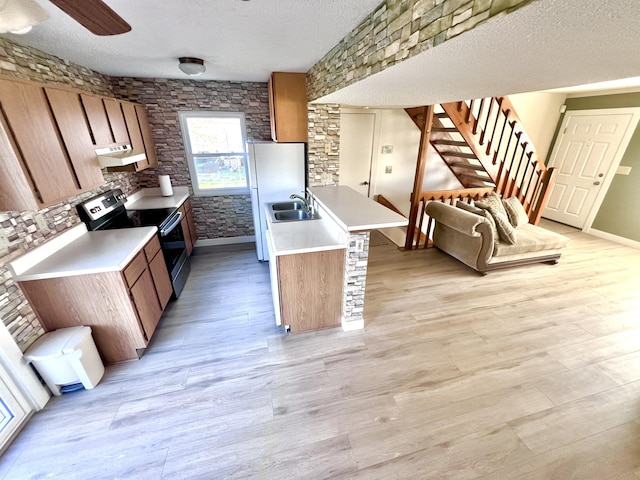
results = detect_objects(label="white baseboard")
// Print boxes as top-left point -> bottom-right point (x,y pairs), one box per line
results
195,235 -> 255,247
341,317 -> 364,331
586,228 -> 640,249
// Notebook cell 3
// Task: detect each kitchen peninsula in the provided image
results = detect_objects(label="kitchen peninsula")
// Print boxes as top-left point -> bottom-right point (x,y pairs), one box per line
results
267,185 -> 407,333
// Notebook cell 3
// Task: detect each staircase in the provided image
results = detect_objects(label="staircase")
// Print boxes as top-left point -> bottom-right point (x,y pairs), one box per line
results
404,96 -> 557,250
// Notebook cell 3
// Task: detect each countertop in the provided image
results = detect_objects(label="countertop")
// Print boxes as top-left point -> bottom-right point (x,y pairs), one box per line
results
125,187 -> 190,210
268,216 -> 347,256
9,225 -> 157,281
309,186 -> 408,232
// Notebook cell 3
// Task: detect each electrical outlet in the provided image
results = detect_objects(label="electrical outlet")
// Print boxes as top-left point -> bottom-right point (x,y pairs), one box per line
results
385,166 -> 393,174
355,238 -> 364,252
35,214 -> 49,231
0,231 -> 9,251
324,143 -> 331,154
321,173 -> 333,185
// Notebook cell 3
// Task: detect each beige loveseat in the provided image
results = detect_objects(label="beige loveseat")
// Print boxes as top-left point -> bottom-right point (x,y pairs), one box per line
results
425,200 -> 569,274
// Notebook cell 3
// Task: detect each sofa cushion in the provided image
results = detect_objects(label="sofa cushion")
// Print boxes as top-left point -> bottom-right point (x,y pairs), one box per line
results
494,223 -> 570,256
502,197 -> 529,227
474,194 -> 517,245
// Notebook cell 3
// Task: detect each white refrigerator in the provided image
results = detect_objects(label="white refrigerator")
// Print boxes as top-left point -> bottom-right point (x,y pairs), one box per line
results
247,142 -> 306,261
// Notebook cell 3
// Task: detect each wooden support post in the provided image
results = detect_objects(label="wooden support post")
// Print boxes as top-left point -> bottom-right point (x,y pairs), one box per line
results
530,167 -> 557,225
405,105 -> 434,250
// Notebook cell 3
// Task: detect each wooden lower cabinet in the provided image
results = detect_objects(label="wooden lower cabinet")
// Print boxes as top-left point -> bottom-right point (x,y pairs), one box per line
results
276,248 -> 345,333
180,199 -> 198,255
19,235 -> 172,364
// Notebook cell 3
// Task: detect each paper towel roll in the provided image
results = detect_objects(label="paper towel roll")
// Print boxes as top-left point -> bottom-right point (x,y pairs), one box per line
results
159,175 -> 173,196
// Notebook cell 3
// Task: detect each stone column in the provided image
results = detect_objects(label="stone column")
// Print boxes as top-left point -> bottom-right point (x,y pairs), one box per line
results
342,231 -> 370,330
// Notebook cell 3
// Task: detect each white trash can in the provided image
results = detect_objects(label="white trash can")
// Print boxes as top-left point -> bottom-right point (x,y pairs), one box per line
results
24,326 -> 105,396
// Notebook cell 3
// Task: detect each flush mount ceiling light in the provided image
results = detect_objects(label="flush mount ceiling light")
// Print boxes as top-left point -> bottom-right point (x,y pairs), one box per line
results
178,57 -> 206,76
0,0 -> 49,34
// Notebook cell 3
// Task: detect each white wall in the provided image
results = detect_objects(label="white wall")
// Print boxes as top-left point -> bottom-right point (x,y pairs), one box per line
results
340,108 -> 461,217
508,91 -> 567,161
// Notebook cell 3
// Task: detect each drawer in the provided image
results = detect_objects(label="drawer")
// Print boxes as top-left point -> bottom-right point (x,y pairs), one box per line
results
123,250 -> 147,288
143,234 -> 161,262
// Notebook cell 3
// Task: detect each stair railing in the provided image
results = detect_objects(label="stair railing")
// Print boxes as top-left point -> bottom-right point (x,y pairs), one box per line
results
441,96 -> 555,225
408,187 -> 494,249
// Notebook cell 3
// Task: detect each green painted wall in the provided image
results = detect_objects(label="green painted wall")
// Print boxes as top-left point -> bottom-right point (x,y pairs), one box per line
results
564,93 -> 640,242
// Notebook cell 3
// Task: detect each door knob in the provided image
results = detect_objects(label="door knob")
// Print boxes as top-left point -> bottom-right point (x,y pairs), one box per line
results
593,181 -> 601,185
598,173 -> 604,177
360,181 -> 370,185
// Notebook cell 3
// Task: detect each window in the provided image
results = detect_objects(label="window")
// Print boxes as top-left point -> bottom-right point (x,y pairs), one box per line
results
179,111 -> 249,195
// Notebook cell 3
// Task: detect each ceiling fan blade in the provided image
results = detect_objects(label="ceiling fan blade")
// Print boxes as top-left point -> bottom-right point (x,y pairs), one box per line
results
49,0 -> 131,36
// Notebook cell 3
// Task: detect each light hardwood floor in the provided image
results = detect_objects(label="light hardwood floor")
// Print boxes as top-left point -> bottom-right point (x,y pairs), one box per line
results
2,222 -> 640,479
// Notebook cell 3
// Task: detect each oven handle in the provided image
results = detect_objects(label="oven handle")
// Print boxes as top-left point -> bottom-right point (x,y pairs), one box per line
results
159,211 -> 183,237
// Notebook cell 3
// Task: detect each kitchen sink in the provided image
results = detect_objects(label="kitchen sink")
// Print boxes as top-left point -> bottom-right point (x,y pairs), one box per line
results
267,201 -> 321,223
274,210 -> 311,221
270,201 -> 304,211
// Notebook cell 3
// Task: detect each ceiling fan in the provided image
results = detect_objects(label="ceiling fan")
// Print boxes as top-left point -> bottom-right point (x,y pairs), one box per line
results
0,0 -> 130,36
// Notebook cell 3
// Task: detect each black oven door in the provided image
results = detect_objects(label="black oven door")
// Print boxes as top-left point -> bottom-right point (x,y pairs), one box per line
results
158,211 -> 190,297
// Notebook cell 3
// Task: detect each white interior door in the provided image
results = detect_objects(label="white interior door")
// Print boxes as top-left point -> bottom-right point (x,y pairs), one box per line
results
339,113 -> 375,196
544,110 -> 640,228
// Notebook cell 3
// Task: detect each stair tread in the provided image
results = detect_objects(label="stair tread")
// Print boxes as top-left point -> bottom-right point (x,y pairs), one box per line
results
431,127 -> 458,132
459,172 -> 492,180
432,139 -> 468,146
448,162 -> 485,170
440,151 -> 477,159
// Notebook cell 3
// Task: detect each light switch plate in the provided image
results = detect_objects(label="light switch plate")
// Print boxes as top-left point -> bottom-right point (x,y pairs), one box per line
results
355,238 -> 364,252
321,173 -> 333,185
381,145 -> 393,154
385,166 -> 393,174
324,143 -> 331,154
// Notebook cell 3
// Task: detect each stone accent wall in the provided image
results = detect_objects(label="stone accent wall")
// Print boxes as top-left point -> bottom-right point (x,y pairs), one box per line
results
307,0 -> 534,101
307,104 -> 341,186
0,38 -> 113,95
342,232 -> 371,328
0,173 -> 139,351
0,38 -> 139,351
111,78 -> 272,239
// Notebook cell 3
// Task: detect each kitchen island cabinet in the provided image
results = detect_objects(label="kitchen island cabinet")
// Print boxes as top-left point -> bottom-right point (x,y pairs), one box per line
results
277,248 -> 345,333
10,226 -> 171,364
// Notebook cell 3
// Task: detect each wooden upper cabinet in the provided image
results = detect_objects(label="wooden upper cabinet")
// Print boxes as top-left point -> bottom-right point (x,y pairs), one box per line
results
44,88 -> 104,191
121,101 -> 149,171
80,93 -> 113,146
269,72 -> 308,143
0,79 -> 80,208
103,97 -> 129,144
134,104 -> 158,167
80,94 -> 129,147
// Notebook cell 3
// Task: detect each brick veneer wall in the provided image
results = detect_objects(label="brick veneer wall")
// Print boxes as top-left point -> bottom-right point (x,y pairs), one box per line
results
111,78 -> 272,239
307,0 -> 534,101
0,38 -> 139,351
307,104 -> 341,186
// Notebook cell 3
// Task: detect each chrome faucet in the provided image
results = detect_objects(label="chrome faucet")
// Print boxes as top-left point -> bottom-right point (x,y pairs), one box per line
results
289,194 -> 308,210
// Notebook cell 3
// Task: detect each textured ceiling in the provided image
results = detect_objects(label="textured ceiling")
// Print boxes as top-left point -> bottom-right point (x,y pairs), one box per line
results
2,0 -> 382,82
316,0 -> 640,107
3,0 -> 640,105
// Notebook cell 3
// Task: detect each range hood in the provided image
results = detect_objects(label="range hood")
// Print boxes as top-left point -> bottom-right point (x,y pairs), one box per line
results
96,145 -> 146,167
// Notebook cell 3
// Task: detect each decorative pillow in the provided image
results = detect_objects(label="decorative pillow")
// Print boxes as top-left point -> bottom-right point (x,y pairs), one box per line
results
474,193 -> 508,217
502,197 -> 530,228
474,194 -> 517,245
456,200 -> 499,246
